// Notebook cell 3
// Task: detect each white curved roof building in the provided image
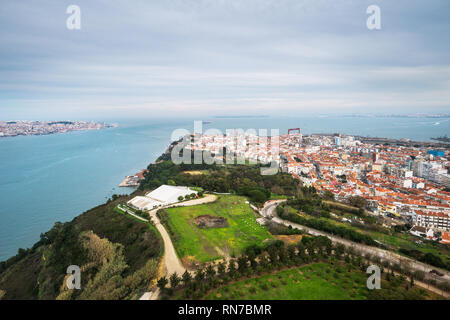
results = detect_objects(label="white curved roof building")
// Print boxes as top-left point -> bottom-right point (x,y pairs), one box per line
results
127,185 -> 197,211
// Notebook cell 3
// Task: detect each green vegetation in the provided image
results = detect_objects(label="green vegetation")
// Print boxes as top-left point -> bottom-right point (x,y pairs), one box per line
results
204,263 -> 368,300
157,195 -> 273,264
139,160 -> 299,200
204,262 -> 435,300
0,195 -> 163,300
265,221 -> 303,236
116,204 -> 149,220
237,186 -> 270,204
330,217 -> 449,270
347,196 -> 368,209
277,202 -> 378,246
165,235 -> 438,300
269,193 -> 290,200
280,193 -> 450,270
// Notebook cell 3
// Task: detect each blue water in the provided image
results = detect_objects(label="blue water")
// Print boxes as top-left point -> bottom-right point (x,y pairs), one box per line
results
0,116 -> 448,261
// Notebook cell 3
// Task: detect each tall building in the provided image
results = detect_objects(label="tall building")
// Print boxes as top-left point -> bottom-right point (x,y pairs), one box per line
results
372,152 -> 379,163
334,137 -> 340,146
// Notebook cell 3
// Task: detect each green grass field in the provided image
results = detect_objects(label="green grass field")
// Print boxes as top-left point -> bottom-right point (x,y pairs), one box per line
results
164,195 -> 273,264
204,263 -> 369,300
269,193 -> 289,200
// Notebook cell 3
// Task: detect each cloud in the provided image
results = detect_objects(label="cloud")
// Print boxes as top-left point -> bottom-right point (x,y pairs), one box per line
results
0,0 -> 449,118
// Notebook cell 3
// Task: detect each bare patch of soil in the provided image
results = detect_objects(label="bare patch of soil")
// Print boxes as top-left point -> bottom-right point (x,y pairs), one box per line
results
194,215 -> 228,228
274,234 -> 303,245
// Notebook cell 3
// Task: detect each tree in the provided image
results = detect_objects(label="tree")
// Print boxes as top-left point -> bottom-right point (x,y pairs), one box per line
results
420,252 -> 445,269
178,195 -> 184,201
184,194 -> 190,200
296,242 -> 306,261
227,259 -> 237,277
348,196 -> 367,209
323,190 -> 335,201
157,276 -> 168,291
169,272 -> 180,289
335,244 -> 345,259
258,255 -> 269,270
287,245 -> 296,262
217,262 -> 226,277
206,264 -> 216,279
268,246 -> 278,264
182,270 -> 192,286
167,179 -> 176,186
237,256 -> 249,273
194,269 -> 205,282
278,246 -> 289,263
248,190 -> 267,203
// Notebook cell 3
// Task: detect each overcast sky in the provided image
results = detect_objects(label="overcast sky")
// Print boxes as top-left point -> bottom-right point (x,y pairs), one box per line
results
1,0 -> 449,119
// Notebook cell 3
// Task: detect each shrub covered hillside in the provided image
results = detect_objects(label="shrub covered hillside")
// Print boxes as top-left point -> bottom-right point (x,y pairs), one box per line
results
0,196 -> 162,300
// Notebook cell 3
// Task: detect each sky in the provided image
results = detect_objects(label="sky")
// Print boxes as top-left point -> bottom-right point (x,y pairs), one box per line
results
1,0 -> 449,119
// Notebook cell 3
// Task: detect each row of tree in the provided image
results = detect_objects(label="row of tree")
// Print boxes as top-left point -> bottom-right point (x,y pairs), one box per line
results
177,193 -> 199,201
276,205 -> 378,246
157,234 -> 450,299
156,236 -> 353,299
285,197 -> 331,218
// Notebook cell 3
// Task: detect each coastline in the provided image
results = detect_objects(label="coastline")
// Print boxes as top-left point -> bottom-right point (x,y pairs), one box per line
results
0,117 -> 448,262
0,121 -> 172,261
0,123 -> 117,139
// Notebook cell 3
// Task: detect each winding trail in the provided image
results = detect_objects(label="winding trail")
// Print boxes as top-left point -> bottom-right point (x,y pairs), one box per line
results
142,194 -> 218,300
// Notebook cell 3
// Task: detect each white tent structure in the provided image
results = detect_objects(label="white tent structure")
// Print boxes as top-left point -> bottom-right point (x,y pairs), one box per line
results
127,185 -> 197,211
127,196 -> 158,211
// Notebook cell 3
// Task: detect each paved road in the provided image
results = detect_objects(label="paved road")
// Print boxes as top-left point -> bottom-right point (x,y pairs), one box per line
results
261,200 -> 450,285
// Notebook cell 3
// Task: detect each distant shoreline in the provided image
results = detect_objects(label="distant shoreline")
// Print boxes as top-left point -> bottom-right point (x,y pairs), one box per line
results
0,121 -> 117,139
214,115 -> 269,119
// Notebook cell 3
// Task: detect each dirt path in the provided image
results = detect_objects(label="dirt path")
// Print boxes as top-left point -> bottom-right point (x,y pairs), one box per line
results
150,211 -> 186,276
141,194 -> 217,300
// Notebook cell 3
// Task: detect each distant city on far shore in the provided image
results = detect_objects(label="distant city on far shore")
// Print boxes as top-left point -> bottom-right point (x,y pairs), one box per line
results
0,121 -> 116,138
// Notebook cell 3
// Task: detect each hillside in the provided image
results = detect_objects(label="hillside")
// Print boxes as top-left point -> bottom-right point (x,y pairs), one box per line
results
0,195 -> 162,300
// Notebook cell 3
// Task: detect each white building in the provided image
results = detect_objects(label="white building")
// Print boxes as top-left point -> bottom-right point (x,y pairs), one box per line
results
127,185 -> 197,211
435,173 -> 450,188
402,179 -> 413,188
413,210 -> 450,232
413,161 -> 448,187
